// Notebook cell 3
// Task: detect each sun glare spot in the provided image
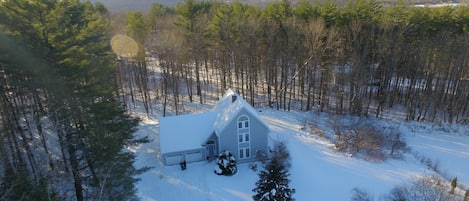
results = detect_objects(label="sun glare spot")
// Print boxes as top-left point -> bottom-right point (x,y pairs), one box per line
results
110,34 -> 138,58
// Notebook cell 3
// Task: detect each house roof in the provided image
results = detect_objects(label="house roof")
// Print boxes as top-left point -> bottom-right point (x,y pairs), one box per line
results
159,112 -> 216,154
159,88 -> 268,154
212,89 -> 269,135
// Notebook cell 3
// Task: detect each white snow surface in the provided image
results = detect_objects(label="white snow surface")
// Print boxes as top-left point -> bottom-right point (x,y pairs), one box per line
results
133,106 -> 469,201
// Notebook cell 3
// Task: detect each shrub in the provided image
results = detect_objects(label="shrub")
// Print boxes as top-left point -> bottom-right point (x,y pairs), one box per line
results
255,150 -> 268,165
450,177 -> 457,194
333,121 -> 407,162
248,162 -> 258,172
351,188 -> 373,201
382,175 -> 459,201
214,150 -> 237,176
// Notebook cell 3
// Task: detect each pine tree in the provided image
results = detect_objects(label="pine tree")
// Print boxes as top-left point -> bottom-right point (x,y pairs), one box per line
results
0,1 -> 146,200
253,142 -> 295,201
450,177 -> 457,194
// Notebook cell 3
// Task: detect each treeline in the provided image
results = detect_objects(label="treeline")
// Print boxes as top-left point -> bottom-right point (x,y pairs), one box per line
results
0,1 -> 146,200
121,0 -> 469,123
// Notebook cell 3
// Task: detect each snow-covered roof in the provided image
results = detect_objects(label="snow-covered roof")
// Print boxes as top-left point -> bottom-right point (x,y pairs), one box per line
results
213,89 -> 269,135
159,112 -> 216,154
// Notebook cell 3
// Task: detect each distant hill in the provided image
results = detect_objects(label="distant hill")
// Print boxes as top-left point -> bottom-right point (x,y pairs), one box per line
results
88,0 -> 183,12
89,0 -> 273,11
89,0 -> 462,12
88,0 -> 290,12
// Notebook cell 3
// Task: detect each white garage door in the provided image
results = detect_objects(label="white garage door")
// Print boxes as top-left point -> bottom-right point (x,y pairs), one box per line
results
165,154 -> 183,166
185,150 -> 203,163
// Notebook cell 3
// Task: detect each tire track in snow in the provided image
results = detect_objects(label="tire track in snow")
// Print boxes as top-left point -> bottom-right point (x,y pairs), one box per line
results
156,169 -> 228,201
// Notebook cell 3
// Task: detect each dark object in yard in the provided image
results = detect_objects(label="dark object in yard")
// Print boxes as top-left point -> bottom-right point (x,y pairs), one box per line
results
180,160 -> 186,170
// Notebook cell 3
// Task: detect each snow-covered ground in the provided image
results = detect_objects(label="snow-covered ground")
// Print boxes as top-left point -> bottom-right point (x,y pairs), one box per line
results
132,105 -> 469,200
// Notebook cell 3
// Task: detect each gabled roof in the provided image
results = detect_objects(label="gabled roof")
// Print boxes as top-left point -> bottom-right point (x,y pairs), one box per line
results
159,112 -> 216,154
212,89 -> 269,135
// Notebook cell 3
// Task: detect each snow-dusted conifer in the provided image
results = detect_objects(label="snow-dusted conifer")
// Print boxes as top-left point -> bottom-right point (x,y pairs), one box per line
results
252,142 -> 295,201
450,177 -> 457,194
214,150 -> 237,175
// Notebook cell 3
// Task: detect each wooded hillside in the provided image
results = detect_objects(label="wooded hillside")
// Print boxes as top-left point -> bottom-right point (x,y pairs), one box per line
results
120,0 -> 469,124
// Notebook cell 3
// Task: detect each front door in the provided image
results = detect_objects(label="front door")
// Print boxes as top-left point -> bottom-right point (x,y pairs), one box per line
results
206,140 -> 217,157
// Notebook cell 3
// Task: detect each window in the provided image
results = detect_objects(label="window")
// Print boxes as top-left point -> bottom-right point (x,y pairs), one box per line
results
239,147 -> 250,159
238,133 -> 249,142
237,116 -> 250,159
238,116 -> 249,129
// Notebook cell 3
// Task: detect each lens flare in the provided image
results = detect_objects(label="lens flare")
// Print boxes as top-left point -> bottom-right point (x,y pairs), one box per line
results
110,34 -> 138,58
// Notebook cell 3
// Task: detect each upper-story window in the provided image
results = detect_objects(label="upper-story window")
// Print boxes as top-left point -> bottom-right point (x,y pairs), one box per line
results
238,116 -> 249,129
238,133 -> 249,142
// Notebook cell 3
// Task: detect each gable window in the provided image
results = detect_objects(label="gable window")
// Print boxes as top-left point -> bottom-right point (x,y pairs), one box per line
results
238,116 -> 249,129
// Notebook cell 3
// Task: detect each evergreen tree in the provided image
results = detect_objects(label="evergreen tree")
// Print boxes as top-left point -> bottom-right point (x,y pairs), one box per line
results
450,177 -> 457,194
0,1 -> 146,200
214,150 -> 237,176
253,142 -> 295,201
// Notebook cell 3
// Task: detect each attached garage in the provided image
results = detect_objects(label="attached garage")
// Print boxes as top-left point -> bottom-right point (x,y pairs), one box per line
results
159,112 -> 217,166
164,153 -> 183,166
163,149 -> 205,166
184,149 -> 204,163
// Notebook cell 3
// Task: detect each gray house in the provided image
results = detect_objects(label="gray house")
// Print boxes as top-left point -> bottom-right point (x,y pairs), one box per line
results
159,89 -> 269,166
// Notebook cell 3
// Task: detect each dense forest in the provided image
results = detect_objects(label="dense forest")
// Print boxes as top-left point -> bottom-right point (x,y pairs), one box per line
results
1,0 -> 469,200
120,0 -> 469,124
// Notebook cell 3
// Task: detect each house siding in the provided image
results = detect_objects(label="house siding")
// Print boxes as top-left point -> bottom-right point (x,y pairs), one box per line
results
218,108 -> 268,163
244,109 -> 269,163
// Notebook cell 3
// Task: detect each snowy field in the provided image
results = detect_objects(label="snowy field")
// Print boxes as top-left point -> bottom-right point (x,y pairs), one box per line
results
131,104 -> 469,200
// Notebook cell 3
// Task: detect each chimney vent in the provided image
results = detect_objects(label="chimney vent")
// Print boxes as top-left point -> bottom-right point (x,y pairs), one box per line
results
231,95 -> 237,103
